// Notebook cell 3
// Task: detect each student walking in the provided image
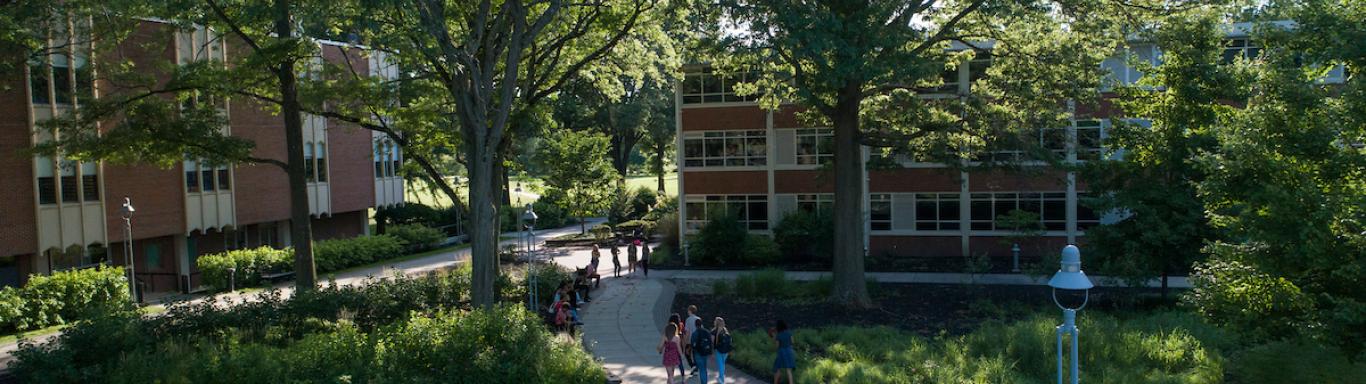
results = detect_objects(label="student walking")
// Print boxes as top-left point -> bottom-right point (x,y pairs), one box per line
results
627,239 -> 639,276
668,313 -> 689,375
713,317 -> 733,384
658,323 -> 685,384
610,242 -> 621,277
770,320 -> 796,384
690,318 -> 714,384
640,243 -> 651,277
684,305 -> 701,372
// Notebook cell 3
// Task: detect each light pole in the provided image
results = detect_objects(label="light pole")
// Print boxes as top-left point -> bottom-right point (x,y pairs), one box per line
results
1012,243 -> 1022,273
1049,245 -> 1093,384
522,203 -> 539,311
120,197 -> 137,303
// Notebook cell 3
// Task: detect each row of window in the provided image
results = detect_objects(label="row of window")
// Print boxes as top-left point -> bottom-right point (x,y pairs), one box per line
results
36,159 -> 98,205
375,139 -> 401,178
684,195 -> 769,231
681,70 -> 761,104
976,120 -> 1105,162
303,142 -> 329,183
185,159 -> 232,193
29,55 -> 93,106
682,128 -> 836,168
685,192 -> 1100,233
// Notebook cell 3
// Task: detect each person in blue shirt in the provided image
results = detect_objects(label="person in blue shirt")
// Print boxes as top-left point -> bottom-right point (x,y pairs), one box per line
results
769,319 -> 795,384
690,318 -> 713,384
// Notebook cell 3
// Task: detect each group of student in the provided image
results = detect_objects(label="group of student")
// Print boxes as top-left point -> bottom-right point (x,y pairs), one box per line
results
551,236 -> 651,334
658,305 -> 797,384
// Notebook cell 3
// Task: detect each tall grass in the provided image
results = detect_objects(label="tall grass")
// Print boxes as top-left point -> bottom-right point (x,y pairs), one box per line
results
730,311 -> 1230,383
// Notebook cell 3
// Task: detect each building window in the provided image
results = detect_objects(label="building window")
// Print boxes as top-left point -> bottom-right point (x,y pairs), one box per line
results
796,194 -> 834,215
82,174 -> 99,201
1222,38 -> 1261,64
145,243 -> 161,270
36,157 -> 56,205
52,56 -> 73,105
60,161 -> 79,203
682,130 -> 766,167
304,143 -> 316,183
315,143 -> 328,182
681,70 -> 758,104
684,195 -> 768,231
1077,192 -> 1100,230
967,192 -> 1069,231
967,53 -> 992,90
185,160 -> 200,193
29,61 -> 50,104
218,169 -> 231,190
374,141 -> 386,177
870,194 -> 892,231
915,193 -> 960,231
389,144 -> 400,177
1076,120 -> 1104,160
795,128 -> 834,165
202,169 -> 216,191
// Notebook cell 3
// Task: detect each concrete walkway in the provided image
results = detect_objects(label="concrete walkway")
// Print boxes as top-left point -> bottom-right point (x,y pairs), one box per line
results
650,269 -> 1191,289
548,246 -> 764,384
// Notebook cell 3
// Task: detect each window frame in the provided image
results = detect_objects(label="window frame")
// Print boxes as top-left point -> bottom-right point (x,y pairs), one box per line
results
682,130 -> 767,168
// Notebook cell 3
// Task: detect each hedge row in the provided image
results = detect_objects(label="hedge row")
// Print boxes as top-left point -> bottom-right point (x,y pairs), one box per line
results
197,234 -> 408,291
0,266 -> 131,333
196,247 -> 293,290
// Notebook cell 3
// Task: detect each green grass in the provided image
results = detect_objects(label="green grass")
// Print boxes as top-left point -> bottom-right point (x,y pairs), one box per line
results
333,242 -> 472,275
625,173 -> 678,197
0,324 -> 67,345
405,172 -> 678,208
730,311 -> 1232,384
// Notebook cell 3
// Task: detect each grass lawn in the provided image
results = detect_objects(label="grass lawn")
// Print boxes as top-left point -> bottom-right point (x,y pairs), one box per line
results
405,172 -> 678,208
331,242 -> 473,276
0,324 -> 67,345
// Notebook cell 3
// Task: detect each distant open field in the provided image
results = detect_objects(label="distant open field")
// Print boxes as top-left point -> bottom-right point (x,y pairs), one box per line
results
405,172 -> 677,208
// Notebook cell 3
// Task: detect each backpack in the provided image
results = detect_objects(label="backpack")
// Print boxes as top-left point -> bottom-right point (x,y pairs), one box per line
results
715,331 -> 733,354
692,328 -> 713,356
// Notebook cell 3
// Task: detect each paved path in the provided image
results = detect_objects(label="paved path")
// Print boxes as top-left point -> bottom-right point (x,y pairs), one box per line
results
548,246 -> 764,384
650,269 -> 1191,288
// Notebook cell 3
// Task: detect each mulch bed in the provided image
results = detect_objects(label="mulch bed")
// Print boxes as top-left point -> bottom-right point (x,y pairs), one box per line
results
670,283 -> 1174,337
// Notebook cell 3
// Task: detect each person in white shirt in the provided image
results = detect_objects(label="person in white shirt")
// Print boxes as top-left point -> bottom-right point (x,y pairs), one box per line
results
684,305 -> 702,374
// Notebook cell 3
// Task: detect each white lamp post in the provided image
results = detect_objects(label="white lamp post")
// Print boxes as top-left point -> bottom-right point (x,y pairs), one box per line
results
119,197 -> 137,303
522,203 -> 539,311
1049,245 -> 1093,384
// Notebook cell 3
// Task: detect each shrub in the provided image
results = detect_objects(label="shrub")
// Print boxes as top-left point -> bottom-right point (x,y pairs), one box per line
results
197,246 -> 293,290
0,266 -> 132,332
650,244 -> 674,265
628,186 -> 658,218
657,211 -> 681,250
644,195 -> 677,221
729,311 -> 1230,384
313,235 -> 405,273
740,235 -> 781,266
1184,259 -> 1313,341
376,203 -> 442,227
386,224 -> 445,251
615,219 -> 656,237
772,210 -> 834,265
1230,339 -> 1366,384
691,215 -> 748,265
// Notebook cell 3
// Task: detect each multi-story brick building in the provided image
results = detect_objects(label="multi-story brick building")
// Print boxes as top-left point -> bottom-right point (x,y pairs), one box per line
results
0,20 -> 407,292
673,22 -> 1346,265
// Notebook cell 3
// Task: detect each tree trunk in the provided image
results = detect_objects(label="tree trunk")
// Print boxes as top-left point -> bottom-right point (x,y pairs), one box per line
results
275,0 -> 316,291
609,136 -> 632,190
830,81 -> 871,307
580,217 -> 586,234
467,147 -> 499,309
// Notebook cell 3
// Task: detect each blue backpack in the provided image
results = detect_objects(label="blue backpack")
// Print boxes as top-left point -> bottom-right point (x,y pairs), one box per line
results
715,331 -> 733,354
692,328 -> 713,356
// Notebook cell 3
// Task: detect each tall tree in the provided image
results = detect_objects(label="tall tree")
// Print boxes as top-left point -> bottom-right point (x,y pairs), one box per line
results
554,76 -> 674,187
534,130 -> 616,233
357,0 -> 673,308
1192,2 -> 1366,351
1079,12 -> 1232,299
715,0 -> 1127,306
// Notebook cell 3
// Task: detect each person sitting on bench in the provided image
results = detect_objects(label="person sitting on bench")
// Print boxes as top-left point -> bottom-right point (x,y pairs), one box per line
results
585,249 -> 602,288
573,269 -> 593,303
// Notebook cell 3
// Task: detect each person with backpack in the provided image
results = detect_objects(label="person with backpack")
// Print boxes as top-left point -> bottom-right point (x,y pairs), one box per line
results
690,318 -> 714,384
712,317 -> 733,384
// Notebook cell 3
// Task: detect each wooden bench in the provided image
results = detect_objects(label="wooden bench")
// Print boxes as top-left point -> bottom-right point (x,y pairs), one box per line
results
261,270 -> 296,284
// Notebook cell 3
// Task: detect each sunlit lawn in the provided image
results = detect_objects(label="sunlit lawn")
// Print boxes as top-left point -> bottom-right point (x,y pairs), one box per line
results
405,172 -> 677,208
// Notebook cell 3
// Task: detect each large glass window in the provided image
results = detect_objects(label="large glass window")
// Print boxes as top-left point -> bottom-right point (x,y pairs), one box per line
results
29,61 -> 50,104
303,143 -> 316,183
870,194 -> 892,231
185,159 -> 200,193
1076,120 -> 1104,160
914,193 -> 960,231
36,157 -> 56,205
1222,38 -> 1261,64
315,143 -> 328,182
684,195 -> 768,231
681,70 -> 759,104
59,161 -> 78,203
51,55 -> 73,105
682,130 -> 766,168
795,128 -> 834,165
217,169 -> 231,190
796,194 -> 834,215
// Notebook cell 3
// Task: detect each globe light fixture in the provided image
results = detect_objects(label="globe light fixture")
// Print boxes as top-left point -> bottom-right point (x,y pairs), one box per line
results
1049,245 -> 1093,384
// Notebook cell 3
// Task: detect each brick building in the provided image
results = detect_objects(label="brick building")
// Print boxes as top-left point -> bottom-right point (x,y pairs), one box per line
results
673,22 -> 1346,265
0,20 -> 407,292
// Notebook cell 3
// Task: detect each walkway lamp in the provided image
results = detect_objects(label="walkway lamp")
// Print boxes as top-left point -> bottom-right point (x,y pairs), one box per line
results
522,203 -> 539,311
120,197 -> 138,303
1012,243 -> 1022,272
1049,245 -> 1093,384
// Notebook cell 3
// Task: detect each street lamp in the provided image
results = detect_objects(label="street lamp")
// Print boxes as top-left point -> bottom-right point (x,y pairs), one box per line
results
1049,245 -> 1093,384
514,183 -> 523,206
522,203 -> 539,311
119,197 -> 138,303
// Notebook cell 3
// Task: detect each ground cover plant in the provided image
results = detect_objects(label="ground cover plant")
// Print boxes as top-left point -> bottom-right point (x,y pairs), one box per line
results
9,264 -> 603,384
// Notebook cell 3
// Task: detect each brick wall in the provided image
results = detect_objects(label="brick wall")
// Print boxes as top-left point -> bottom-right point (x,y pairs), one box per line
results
312,210 -> 365,241
681,105 -> 766,131
773,170 -> 834,193
682,171 -> 768,195
869,168 -> 962,192
0,60 -> 37,257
